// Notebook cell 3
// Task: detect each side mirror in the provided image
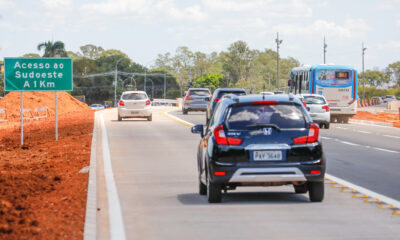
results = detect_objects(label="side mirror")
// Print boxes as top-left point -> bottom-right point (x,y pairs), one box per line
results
191,124 -> 204,137
205,97 -> 210,102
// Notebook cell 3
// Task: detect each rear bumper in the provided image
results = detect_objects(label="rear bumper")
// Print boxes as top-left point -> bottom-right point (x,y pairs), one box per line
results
309,112 -> 330,123
330,101 -> 357,116
183,103 -> 208,111
209,161 -> 325,184
118,107 -> 151,117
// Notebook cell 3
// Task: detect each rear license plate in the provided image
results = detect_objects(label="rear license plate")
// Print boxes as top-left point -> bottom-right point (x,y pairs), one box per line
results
131,111 -> 139,114
310,113 -> 317,117
253,151 -> 282,161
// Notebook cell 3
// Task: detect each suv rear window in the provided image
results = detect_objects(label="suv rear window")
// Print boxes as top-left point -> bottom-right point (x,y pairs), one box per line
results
122,93 -> 147,100
189,90 -> 210,97
304,96 -> 326,105
217,91 -> 246,99
226,104 -> 306,130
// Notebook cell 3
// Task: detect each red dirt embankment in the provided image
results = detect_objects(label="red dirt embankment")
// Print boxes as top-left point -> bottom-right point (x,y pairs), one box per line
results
0,92 -> 93,239
352,111 -> 400,128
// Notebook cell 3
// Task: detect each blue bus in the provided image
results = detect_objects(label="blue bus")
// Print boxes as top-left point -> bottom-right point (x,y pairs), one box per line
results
289,65 -> 358,123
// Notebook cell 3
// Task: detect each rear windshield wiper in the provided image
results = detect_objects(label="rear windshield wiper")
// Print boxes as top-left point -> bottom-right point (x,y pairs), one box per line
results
245,124 -> 281,131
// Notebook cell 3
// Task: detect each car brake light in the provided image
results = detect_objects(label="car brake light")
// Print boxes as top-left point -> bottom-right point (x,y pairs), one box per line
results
214,171 -> 226,176
322,105 -> 329,112
252,100 -> 278,104
146,100 -> 151,105
292,123 -> 319,144
214,125 -> 242,145
214,98 -> 220,102
185,95 -> 193,101
310,170 -> 321,175
119,100 -> 125,106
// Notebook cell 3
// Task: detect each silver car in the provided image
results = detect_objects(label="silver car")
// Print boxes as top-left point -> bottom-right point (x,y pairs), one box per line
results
182,88 -> 211,115
118,91 -> 152,121
302,94 -> 330,129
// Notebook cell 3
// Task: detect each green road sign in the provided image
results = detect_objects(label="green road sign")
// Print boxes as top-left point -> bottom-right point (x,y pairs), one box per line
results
4,58 -> 73,91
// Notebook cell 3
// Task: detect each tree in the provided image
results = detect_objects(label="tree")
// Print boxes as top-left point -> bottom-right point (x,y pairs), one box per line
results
22,53 -> 41,58
193,73 -> 222,91
359,70 -> 389,87
387,61 -> 400,87
80,44 -> 104,59
37,41 -> 67,57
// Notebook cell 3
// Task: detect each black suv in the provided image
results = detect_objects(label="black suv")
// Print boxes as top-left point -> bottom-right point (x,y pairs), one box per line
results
191,94 -> 325,203
206,88 -> 246,124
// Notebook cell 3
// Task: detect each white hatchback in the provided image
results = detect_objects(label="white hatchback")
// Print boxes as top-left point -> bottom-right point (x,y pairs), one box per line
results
118,91 -> 152,121
302,94 -> 330,129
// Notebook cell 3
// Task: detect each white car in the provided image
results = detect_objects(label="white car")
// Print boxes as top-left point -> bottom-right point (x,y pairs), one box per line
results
118,91 -> 152,121
89,104 -> 105,110
260,91 -> 274,95
302,94 -> 330,129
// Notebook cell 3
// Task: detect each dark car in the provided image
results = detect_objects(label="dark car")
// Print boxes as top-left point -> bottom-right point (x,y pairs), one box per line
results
182,88 -> 211,115
191,94 -> 326,203
206,88 -> 246,124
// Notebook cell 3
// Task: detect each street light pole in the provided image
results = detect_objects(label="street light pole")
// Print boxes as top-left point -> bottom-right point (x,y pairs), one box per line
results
324,36 -> 327,64
164,72 -> 166,99
275,32 -> 283,90
362,42 -> 367,99
144,70 -> 147,93
114,58 -> 124,107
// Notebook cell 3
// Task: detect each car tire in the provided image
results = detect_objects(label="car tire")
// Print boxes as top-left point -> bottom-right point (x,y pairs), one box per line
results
294,184 -> 308,194
118,115 -> 122,121
199,175 -> 207,195
324,123 -> 330,129
183,109 -> 188,115
343,117 -> 349,124
207,170 -> 222,203
308,181 -> 324,202
147,114 -> 152,121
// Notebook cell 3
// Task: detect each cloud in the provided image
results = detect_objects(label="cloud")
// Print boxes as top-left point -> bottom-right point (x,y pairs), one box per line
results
40,0 -> 72,9
0,0 -> 15,9
81,0 -> 207,22
378,41 -> 400,50
397,20 -> 400,28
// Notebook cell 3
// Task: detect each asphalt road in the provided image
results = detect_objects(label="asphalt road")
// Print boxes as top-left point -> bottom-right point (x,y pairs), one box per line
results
169,109 -> 400,201
96,107 -> 400,239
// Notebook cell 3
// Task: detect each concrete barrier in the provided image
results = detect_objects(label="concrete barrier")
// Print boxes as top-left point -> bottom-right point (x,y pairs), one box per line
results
387,101 -> 400,111
152,99 -> 180,107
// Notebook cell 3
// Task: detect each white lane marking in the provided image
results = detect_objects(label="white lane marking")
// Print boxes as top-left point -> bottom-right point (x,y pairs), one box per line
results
348,122 -> 396,129
357,130 -> 372,134
338,140 -> 360,146
372,147 -> 400,154
335,126 -> 348,130
383,134 -> 400,139
326,174 -> 400,209
165,111 -> 400,211
100,114 -> 126,240
320,136 -> 332,140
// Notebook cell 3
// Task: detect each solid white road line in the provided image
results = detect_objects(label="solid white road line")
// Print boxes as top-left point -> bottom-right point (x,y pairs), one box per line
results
163,110 -> 400,211
383,134 -> 400,139
357,130 -> 372,134
325,174 -> 400,209
338,140 -> 360,146
372,147 -> 400,154
100,114 -> 126,240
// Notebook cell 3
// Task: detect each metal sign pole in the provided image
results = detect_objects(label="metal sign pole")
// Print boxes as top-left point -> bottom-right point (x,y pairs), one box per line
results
55,91 -> 58,141
20,91 -> 23,145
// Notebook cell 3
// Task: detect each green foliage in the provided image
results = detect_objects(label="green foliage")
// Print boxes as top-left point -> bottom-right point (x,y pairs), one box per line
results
358,70 -> 389,86
22,53 -> 41,58
80,44 -> 104,59
37,41 -> 67,57
359,86 -> 400,99
193,74 -> 222,91
387,61 -> 400,87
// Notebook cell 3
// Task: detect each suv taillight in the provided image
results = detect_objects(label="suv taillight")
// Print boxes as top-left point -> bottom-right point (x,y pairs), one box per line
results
119,100 -> 125,106
214,98 -> 220,102
185,95 -> 193,101
322,105 -> 329,112
214,125 -> 242,145
146,100 -> 151,106
292,123 -> 319,144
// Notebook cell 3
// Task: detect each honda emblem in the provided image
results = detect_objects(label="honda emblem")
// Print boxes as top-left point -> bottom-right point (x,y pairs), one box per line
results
263,127 -> 272,135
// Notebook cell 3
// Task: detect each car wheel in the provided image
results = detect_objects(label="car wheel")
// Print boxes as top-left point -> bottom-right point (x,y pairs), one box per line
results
319,123 -> 324,128
207,170 -> 222,203
324,123 -> 330,129
343,117 -> 349,124
294,184 -> 308,194
308,181 -> 324,202
118,115 -> 122,121
183,109 -> 188,115
199,174 -> 207,195
147,114 -> 152,121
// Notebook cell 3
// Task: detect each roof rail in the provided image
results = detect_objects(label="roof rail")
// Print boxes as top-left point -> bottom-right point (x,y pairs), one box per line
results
221,94 -> 239,101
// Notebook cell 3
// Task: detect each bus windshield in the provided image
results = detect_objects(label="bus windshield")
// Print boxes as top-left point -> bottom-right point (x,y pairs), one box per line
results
316,70 -> 353,86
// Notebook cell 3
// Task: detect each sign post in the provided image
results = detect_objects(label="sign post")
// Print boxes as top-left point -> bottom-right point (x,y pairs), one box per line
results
4,58 -> 73,145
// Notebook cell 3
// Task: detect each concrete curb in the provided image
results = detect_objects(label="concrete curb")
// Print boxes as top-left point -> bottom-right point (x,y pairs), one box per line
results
349,119 -> 394,127
83,111 -> 98,240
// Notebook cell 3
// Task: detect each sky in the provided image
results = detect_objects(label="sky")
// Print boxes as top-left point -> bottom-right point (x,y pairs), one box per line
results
1,0 -> 400,71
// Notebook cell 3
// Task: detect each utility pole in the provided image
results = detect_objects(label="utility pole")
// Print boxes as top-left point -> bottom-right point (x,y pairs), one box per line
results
164,72 -> 166,99
275,32 -> 283,90
324,36 -> 327,64
362,42 -> 367,99
200,69 -> 203,87
144,70 -> 147,93
189,66 -> 192,87
114,58 -> 123,107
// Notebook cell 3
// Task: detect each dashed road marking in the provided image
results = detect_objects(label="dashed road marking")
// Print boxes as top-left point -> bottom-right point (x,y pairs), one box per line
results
383,135 -> 400,139
372,147 -> 400,154
357,130 -> 372,134
100,114 -> 126,240
338,140 -> 360,146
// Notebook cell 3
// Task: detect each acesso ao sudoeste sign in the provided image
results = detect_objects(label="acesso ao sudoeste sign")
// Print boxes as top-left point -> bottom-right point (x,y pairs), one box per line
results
4,58 -> 73,91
